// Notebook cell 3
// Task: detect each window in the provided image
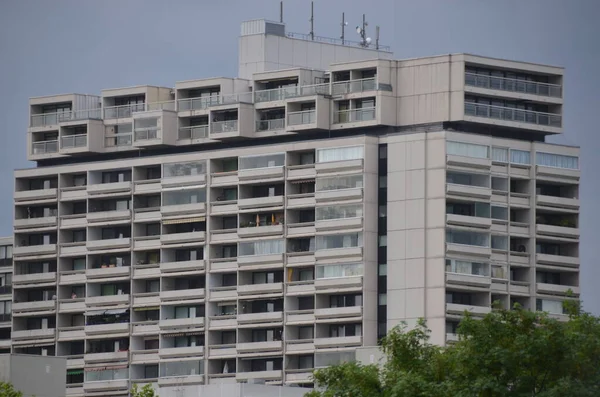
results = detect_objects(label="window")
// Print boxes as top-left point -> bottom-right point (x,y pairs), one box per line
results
163,161 -> 207,178
102,170 -> 131,183
144,364 -> 159,379
238,239 -> 284,256
491,177 -> 508,192
145,223 -> 161,236
378,293 -> 387,305
446,229 -> 489,247
510,150 -> 531,165
536,299 -> 564,315
298,326 -> 314,340
316,174 -> 363,191
298,355 -> 314,369
446,292 -> 472,305
239,153 -> 284,170
146,167 -> 161,180
299,152 -> 315,165
445,259 -> 488,276
221,331 -> 236,344
73,174 -> 87,187
72,230 -> 86,243
160,361 -> 203,377
491,206 -> 508,220
72,258 -> 86,271
316,146 -> 363,163
379,176 -> 387,188
536,152 -> 578,170
378,235 -> 387,247
298,296 -> 314,310
314,351 -> 355,367
446,141 -> 489,159
316,204 -> 363,221
329,324 -> 361,337
491,147 -> 509,163
146,280 -> 159,293
379,263 -> 387,276
316,263 -> 363,279
316,233 -> 362,250
491,235 -> 508,250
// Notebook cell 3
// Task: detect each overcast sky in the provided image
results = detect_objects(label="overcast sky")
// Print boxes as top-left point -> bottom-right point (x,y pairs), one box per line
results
0,0 -> 598,313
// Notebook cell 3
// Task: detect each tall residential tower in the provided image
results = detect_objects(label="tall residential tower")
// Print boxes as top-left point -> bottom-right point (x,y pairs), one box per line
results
12,19 -> 579,397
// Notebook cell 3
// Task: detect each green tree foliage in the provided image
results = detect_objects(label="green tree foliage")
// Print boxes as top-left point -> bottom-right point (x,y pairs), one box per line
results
130,383 -> 157,397
0,382 -> 23,397
307,306 -> 600,397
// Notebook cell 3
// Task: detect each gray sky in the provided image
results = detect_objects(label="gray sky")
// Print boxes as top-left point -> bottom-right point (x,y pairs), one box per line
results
0,0 -> 598,313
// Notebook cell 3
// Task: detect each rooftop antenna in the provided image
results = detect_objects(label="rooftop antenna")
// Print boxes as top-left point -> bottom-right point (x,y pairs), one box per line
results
340,12 -> 348,44
309,1 -> 314,40
356,14 -> 371,47
279,1 -> 283,23
375,25 -> 380,50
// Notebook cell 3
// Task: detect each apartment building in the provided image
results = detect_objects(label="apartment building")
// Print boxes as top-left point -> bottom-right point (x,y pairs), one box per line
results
0,237 -> 12,354
12,19 -> 579,397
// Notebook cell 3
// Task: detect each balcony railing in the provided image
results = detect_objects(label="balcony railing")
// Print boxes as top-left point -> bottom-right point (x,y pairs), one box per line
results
254,83 -> 329,103
256,118 -> 285,131
30,108 -> 101,127
61,134 -> 87,149
134,129 -> 159,141
104,103 -> 145,119
288,110 -> 316,126
32,140 -> 58,154
0,313 -> 10,322
212,120 -> 238,133
465,72 -> 562,98
0,285 -> 11,295
145,101 -> 176,111
332,78 -> 376,95
178,93 -> 253,111
104,134 -> 133,147
333,107 -> 376,123
178,125 -> 208,140
464,103 -> 562,127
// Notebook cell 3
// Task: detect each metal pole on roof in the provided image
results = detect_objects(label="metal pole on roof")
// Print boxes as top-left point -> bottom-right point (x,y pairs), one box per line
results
280,1 -> 283,23
310,1 -> 314,40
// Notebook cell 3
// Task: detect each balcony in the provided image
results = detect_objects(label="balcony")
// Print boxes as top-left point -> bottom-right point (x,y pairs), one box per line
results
87,181 -> 132,195
446,303 -> 491,316
211,201 -> 239,215
160,259 -> 205,274
536,223 -> 579,239
536,253 -> 579,268
237,282 -> 283,296
133,179 -> 161,194
87,209 -> 131,224
14,216 -> 57,230
314,336 -> 362,348
237,341 -> 282,354
59,270 -> 86,284
446,183 -> 491,199
13,244 -> 57,258
256,118 -> 285,132
236,370 -> 282,382
85,294 -> 130,307
104,103 -> 145,119
87,238 -> 131,251
211,170 -> 239,186
286,370 -> 313,384
14,187 -> 57,202
104,133 -> 133,149
85,322 -> 130,336
211,120 -> 238,134
288,110 -> 316,128
287,222 -> 316,236
332,78 -> 377,95
161,173 -> 206,188
536,194 -> 579,210
464,72 -> 562,98
31,140 -> 58,157
446,154 -> 491,169
237,311 -> 283,325
333,107 -> 376,124
286,281 -> 315,296
238,167 -> 285,183
132,265 -> 160,279
161,231 -> 206,245
178,125 -> 209,141
208,344 -> 237,358
315,158 -> 364,175
209,258 -> 238,272
315,247 -> 362,261
160,288 -> 205,302
254,84 -> 328,102
208,315 -> 237,329
132,321 -> 159,336
286,339 -> 315,353
83,380 -> 129,393
446,273 -> 491,288
509,283 -> 530,295
238,195 -> 284,210
30,108 -> 101,127
60,216 -> 87,229
446,214 -> 492,229
58,298 -> 86,313
237,253 -> 284,268
286,310 -> 315,325
446,243 -> 490,257
160,317 -> 204,330
84,350 -> 129,363
209,286 -> 238,301
12,328 -> 56,341
314,276 -> 362,291
315,217 -> 362,232
464,103 -> 561,131
161,202 -> 206,217
314,306 -> 362,321
131,349 -> 159,364
159,345 -> 204,359
315,188 -> 363,203
238,224 -> 283,238
132,293 -> 160,307
133,236 -> 161,251
86,266 -> 131,280
58,326 -> 85,341
211,229 -> 238,243
60,134 -> 87,151
287,165 -> 316,180
12,271 -> 57,285
536,283 -> 580,296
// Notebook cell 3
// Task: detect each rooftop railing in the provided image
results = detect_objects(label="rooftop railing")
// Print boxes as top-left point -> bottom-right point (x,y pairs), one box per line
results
286,31 -> 391,52
332,78 -> 376,95
465,72 -> 562,98
464,102 -> 562,127
104,103 -> 145,119
254,83 -> 329,103
30,108 -> 101,127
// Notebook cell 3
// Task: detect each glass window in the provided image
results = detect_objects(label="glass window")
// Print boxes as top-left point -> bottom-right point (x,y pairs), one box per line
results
238,239 -> 284,256
316,146 -> 363,163
491,177 -> 508,192
536,299 -> 564,315
316,233 -> 362,250
316,263 -> 363,279
446,141 -> 489,159
492,147 -> 509,163
491,206 -> 508,220
314,351 -> 355,367
239,153 -> 284,170
378,264 -> 387,276
73,258 -> 86,271
445,259 -> 488,276
446,229 -> 489,247
163,161 -> 207,178
316,204 -> 363,221
316,174 -> 363,191
378,235 -> 387,247
536,152 -> 578,170
510,150 -> 531,165
160,361 -> 203,377
73,174 -> 87,187
491,235 -> 508,250
162,188 -> 206,206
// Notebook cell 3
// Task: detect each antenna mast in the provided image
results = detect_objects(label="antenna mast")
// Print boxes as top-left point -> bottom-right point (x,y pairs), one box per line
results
357,14 -> 369,47
341,12 -> 346,44
375,26 -> 380,50
309,1 -> 314,40
280,1 -> 283,23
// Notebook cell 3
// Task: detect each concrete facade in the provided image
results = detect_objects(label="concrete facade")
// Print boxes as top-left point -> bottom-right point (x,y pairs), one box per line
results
0,354 -> 66,397
10,17 -> 578,397
0,237 -> 11,354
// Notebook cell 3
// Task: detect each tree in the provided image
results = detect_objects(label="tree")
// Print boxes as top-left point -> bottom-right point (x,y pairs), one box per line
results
0,382 -> 23,397
130,383 -> 157,397
307,306 -> 600,397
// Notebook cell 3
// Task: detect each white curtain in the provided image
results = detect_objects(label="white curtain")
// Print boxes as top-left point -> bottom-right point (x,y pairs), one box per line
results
539,299 -> 563,315
316,263 -> 363,279
510,149 -> 531,165
316,146 -> 364,163
239,239 -> 283,256
492,147 -> 509,163
316,174 -> 363,191
239,153 -> 284,170
316,204 -> 362,220
447,141 -> 489,159
316,233 -> 362,250
536,152 -> 578,170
